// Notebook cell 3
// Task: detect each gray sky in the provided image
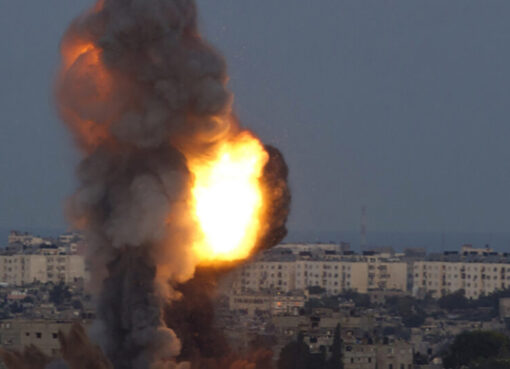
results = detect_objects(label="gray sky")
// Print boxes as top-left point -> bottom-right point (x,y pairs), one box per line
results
2,1 -> 510,238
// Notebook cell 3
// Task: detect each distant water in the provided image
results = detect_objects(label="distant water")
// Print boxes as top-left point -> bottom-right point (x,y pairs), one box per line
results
285,230 -> 510,253
2,227 -> 509,254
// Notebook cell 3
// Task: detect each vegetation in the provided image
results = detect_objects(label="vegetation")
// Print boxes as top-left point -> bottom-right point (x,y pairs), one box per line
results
442,331 -> 510,369
438,289 -> 470,311
307,286 -> 327,295
341,290 -> 371,308
278,326 -> 343,369
49,281 -> 71,306
277,333 -> 314,369
438,288 -> 510,320
325,324 -> 343,369
385,296 -> 426,327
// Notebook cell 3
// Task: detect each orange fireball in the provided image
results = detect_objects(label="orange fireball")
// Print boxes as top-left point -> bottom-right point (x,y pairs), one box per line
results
188,132 -> 268,263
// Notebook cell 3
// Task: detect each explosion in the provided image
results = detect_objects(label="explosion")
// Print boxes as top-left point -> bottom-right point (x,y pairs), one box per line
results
190,132 -> 268,263
1,1 -> 290,369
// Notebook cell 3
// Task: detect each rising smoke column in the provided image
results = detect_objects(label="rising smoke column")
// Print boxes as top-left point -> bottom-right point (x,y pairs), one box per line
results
55,1 -> 290,369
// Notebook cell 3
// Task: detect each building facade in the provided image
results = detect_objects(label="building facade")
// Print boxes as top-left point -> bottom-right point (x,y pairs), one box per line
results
231,244 -> 408,295
0,254 -> 86,286
0,319 -> 78,356
413,260 -> 510,298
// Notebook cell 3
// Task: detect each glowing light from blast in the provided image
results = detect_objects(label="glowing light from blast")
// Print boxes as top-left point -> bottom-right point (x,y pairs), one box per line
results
190,133 -> 268,263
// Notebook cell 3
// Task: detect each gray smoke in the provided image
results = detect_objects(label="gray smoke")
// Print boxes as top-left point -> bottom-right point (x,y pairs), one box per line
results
56,1 -> 290,369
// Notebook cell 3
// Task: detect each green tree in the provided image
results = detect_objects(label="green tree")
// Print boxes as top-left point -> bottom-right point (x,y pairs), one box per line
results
278,333 -> 311,369
71,299 -> 83,310
438,290 -> 470,311
308,286 -> 327,295
9,301 -> 23,314
442,331 -> 510,369
386,296 -> 426,328
472,358 -> 510,369
49,282 -> 71,306
325,324 -> 343,369
341,290 -> 370,308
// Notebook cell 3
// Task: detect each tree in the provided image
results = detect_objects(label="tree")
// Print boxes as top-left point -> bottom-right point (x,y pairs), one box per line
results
9,302 -> 23,314
72,299 -> 83,310
250,334 -> 277,350
386,296 -> 426,328
438,290 -> 469,311
22,296 -> 34,304
308,286 -> 326,295
413,352 -> 428,365
278,333 -> 311,369
402,313 -> 425,328
325,324 -> 343,369
341,290 -> 370,308
442,331 -> 510,369
472,358 -> 510,369
49,282 -> 71,306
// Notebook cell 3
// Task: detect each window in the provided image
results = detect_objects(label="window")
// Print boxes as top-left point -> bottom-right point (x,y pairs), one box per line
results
36,332 -> 42,339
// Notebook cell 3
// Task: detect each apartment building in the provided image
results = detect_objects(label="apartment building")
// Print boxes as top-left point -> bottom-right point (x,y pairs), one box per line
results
231,245 -> 408,295
233,258 -> 297,292
413,258 -> 510,298
0,254 -> 86,286
294,260 -> 368,294
366,258 -> 407,291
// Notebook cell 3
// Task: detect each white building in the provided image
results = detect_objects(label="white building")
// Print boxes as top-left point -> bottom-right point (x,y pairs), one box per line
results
0,254 -> 87,286
413,260 -> 510,298
230,245 -> 408,295
294,260 -> 368,294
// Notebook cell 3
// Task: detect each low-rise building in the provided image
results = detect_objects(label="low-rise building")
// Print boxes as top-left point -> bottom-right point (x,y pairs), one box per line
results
0,319 -> 80,356
343,341 -> 413,369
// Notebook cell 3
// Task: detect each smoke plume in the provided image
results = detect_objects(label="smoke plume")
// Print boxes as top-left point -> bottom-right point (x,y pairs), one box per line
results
2,1 -> 290,369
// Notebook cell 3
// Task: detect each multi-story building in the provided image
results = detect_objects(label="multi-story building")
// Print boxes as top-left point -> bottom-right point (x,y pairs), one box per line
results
294,260 -> 368,294
366,258 -> 407,291
232,258 -> 371,294
413,252 -> 510,298
274,243 -> 351,255
0,254 -> 86,286
231,245 -> 407,295
233,258 -> 297,292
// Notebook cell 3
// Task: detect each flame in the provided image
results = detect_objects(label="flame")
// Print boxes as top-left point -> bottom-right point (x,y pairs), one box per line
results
62,41 -> 96,70
189,132 -> 268,263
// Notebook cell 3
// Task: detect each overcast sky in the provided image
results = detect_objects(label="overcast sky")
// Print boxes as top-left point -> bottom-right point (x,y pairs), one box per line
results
1,1 -> 510,238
